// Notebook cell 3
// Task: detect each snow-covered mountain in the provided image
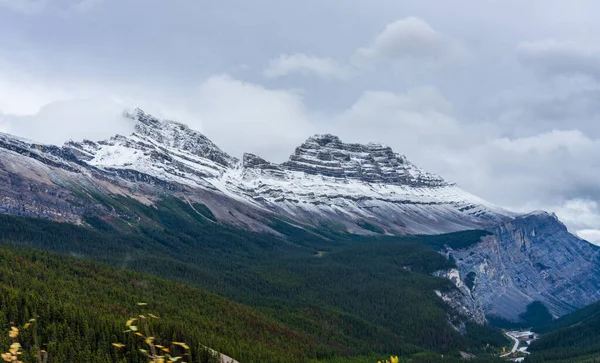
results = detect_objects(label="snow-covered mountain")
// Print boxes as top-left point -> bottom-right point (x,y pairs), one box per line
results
32,108 -> 511,234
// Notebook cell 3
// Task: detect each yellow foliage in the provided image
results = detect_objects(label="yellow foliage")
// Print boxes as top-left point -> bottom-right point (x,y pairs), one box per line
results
378,355 -> 399,363
113,303 -> 193,363
8,327 -> 18,339
2,328 -> 24,363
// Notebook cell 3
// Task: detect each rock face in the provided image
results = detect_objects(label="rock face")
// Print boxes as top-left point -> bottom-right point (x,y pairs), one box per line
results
282,134 -> 447,187
447,212 -> 600,321
64,109 -> 236,190
434,268 -> 487,329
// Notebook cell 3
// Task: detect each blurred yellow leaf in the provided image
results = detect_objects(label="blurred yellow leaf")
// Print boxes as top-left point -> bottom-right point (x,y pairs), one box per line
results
8,327 -> 18,338
173,342 -> 190,350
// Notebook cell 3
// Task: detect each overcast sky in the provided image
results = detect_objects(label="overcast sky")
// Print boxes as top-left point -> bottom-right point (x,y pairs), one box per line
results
1,0 -> 600,243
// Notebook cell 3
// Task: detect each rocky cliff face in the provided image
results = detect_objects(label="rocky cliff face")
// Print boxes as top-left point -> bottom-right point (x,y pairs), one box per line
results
282,134 -> 447,187
447,212 -> 600,321
433,268 -> 487,330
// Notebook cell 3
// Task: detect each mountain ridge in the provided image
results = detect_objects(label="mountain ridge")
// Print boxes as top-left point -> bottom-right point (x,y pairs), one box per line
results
0,108 -> 512,234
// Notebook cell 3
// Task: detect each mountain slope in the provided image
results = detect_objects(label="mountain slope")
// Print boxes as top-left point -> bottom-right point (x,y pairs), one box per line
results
0,108 -> 511,235
225,134 -> 510,235
0,208 -> 508,360
0,246 -> 329,363
527,301 -> 600,362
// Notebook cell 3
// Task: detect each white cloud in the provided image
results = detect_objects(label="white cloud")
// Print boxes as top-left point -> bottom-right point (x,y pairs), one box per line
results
461,130 -> 600,207
517,39 -> 600,78
0,117 -> 8,134
576,230 -> 600,246
187,75 -> 317,160
264,53 -> 352,80
555,199 -> 600,230
491,129 -> 593,154
2,98 -> 135,145
553,199 -> 600,246
0,59 -> 71,115
0,72 -> 316,158
487,75 -> 600,138
334,86 -> 459,150
355,17 -> 452,64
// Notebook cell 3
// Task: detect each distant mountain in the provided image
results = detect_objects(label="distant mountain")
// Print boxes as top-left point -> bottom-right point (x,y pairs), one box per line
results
0,108 -> 510,234
1,108 -> 600,323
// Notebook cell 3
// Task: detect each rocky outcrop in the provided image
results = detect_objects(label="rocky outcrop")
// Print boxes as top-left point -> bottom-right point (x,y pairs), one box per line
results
242,153 -> 281,170
128,109 -> 238,167
448,212 -> 600,321
282,134 -> 448,187
434,268 -> 487,328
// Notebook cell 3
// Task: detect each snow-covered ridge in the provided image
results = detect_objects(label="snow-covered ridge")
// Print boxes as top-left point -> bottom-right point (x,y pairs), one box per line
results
1,109 -> 513,234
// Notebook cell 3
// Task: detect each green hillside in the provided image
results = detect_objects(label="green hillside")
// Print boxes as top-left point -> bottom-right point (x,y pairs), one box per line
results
0,247 -> 320,362
0,195 -> 507,361
527,301 -> 600,362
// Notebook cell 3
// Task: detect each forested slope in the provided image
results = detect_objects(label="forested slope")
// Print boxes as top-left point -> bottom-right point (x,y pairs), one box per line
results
527,301 -> 600,362
0,247 -> 319,362
0,195 -> 508,361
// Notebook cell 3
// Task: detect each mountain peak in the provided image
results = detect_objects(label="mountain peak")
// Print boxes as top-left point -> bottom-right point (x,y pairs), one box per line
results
282,134 -> 448,187
242,153 -> 280,170
306,134 -> 343,146
122,109 -> 238,167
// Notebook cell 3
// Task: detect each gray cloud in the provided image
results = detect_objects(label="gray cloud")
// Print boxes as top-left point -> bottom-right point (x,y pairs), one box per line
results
555,199 -> 600,245
264,53 -> 352,80
355,17 -> 458,66
518,39 -> 600,79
